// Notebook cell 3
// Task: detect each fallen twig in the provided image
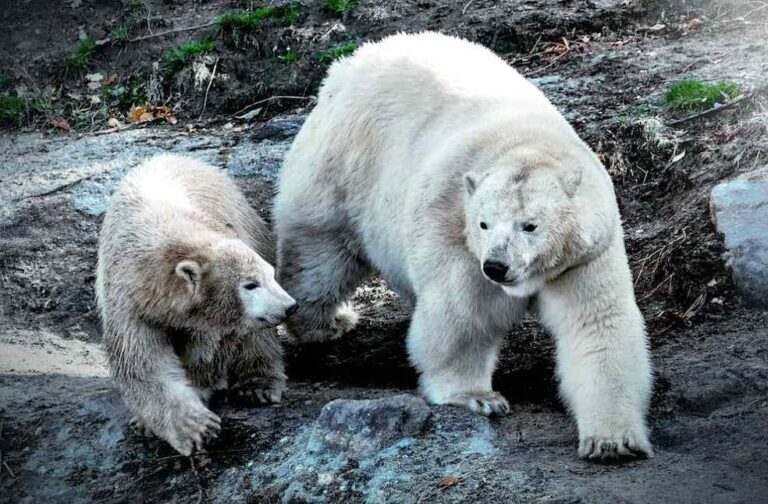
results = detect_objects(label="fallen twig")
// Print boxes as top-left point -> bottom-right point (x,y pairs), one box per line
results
130,21 -> 218,43
233,95 -> 313,117
199,58 -> 219,120
462,0 -> 476,15
669,95 -> 749,126
85,124 -> 136,136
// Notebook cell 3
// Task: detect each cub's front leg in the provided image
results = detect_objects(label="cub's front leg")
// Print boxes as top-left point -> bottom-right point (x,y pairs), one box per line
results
106,320 -> 221,456
229,327 -> 287,404
538,239 -> 653,461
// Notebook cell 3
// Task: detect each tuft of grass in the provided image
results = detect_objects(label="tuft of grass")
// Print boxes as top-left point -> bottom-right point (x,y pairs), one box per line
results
217,4 -> 298,31
277,50 -> 298,63
317,40 -> 358,62
324,0 -> 356,15
0,94 -> 26,120
163,39 -> 216,74
665,80 -> 741,111
101,75 -> 147,111
64,37 -> 96,75
113,25 -> 129,44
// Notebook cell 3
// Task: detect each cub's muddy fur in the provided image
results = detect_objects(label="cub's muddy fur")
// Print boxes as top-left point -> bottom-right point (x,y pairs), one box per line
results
96,154 -> 296,456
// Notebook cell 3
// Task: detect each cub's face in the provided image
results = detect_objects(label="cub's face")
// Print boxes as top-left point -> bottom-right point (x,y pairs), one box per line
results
463,167 -> 579,298
176,239 -> 296,328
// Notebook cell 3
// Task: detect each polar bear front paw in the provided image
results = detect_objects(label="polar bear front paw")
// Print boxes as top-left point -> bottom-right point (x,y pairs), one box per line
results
162,402 -> 222,456
578,430 -> 653,461
449,391 -> 510,416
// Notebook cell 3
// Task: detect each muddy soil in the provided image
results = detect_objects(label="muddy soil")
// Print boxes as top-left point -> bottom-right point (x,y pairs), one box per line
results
2,0 -> 768,503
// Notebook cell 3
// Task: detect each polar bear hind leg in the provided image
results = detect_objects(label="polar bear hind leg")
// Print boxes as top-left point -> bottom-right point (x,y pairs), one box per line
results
277,224 -> 369,343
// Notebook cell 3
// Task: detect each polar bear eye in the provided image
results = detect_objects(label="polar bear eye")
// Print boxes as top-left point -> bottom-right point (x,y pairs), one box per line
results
479,222 -> 488,230
243,281 -> 260,291
522,223 -> 538,233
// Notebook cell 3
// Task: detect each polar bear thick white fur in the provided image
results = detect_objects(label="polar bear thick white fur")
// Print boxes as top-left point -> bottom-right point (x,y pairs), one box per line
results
273,32 -> 653,460
97,154 -> 296,456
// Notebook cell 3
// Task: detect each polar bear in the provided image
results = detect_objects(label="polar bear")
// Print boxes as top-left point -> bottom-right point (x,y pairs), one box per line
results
96,154 -> 297,456
274,32 -> 652,460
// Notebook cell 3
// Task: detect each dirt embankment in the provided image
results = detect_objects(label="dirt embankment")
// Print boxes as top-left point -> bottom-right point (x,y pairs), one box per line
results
1,1 -> 768,503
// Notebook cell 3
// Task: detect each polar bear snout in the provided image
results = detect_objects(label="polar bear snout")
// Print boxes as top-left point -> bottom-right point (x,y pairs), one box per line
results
482,260 -> 514,284
241,280 -> 298,327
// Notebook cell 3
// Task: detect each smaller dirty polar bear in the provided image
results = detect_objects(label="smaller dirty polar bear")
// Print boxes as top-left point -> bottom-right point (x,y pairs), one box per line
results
96,154 -> 296,456
274,32 -> 653,460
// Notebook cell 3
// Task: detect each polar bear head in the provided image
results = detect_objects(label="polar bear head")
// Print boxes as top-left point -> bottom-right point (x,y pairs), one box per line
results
462,151 -> 617,298
172,238 -> 297,328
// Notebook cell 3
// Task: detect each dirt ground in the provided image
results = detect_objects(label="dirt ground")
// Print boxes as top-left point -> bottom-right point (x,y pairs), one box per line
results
1,0 -> 768,502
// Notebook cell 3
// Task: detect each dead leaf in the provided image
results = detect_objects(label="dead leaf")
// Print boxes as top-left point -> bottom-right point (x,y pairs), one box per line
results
90,95 -> 102,104
437,475 -> 460,488
186,123 -> 198,133
104,74 -> 118,85
236,107 -> 262,120
87,81 -> 102,91
128,104 -> 177,125
85,73 -> 104,82
70,0 -> 82,8
687,18 -> 702,30
106,117 -> 123,128
95,37 -> 111,46
50,118 -> 71,131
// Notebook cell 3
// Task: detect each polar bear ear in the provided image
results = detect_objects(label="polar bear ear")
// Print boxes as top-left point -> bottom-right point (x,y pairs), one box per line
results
463,172 -> 479,196
175,260 -> 202,293
559,167 -> 583,197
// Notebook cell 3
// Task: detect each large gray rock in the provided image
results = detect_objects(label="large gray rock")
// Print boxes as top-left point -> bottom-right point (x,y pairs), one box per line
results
710,167 -> 768,307
308,394 -> 431,459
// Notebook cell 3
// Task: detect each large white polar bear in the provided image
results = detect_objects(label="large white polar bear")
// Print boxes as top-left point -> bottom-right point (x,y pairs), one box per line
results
274,32 -> 653,460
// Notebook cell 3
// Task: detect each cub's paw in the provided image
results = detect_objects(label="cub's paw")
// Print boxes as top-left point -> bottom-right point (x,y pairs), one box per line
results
333,303 -> 359,334
163,402 -> 222,456
232,377 -> 286,405
578,429 -> 653,462
129,416 -> 153,437
450,391 -> 510,417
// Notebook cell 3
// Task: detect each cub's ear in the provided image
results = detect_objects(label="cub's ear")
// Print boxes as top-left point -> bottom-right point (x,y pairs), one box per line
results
175,260 -> 202,293
463,172 -> 479,196
560,167 -> 583,197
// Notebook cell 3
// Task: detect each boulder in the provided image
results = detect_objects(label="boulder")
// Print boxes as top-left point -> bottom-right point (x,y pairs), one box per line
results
710,167 -> 768,307
308,394 -> 431,459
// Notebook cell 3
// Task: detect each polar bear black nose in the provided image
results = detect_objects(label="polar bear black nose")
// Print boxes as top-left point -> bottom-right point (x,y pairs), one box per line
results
482,261 -> 509,282
285,302 -> 298,318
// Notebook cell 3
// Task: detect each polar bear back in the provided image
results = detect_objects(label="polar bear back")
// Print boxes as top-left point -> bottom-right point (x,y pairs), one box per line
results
276,32 -> 613,296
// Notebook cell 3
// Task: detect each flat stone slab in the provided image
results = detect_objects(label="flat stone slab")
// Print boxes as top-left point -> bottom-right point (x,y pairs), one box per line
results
308,394 -> 431,459
710,167 -> 768,307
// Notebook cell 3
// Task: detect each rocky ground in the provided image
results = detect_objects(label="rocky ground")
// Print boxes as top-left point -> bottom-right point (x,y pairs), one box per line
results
2,0 -> 768,503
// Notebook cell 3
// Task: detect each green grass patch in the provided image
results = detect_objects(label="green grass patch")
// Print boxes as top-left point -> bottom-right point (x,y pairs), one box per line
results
163,39 -> 216,74
277,50 -> 298,63
217,4 -> 298,31
112,25 -> 129,44
64,37 -> 96,75
324,0 -> 356,15
0,94 -> 26,121
665,80 -> 741,111
101,75 -> 147,111
318,40 -> 358,62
